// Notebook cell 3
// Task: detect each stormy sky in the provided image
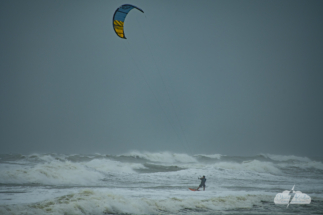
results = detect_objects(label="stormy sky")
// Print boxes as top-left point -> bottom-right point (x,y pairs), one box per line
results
0,0 -> 322,156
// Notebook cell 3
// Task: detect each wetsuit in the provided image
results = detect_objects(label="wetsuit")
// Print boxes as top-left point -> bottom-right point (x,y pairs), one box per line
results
198,177 -> 206,189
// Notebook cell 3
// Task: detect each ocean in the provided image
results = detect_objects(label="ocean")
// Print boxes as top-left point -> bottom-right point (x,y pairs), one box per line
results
0,152 -> 322,214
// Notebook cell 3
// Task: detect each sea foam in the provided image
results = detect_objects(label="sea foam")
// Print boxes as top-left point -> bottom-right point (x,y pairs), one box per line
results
0,189 -> 272,215
0,157 -> 145,185
120,151 -> 198,163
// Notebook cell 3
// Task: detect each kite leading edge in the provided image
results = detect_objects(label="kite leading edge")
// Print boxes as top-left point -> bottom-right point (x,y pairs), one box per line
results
113,4 -> 144,39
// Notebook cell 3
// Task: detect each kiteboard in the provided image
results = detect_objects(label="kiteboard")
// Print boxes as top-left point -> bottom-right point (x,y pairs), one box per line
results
189,188 -> 199,191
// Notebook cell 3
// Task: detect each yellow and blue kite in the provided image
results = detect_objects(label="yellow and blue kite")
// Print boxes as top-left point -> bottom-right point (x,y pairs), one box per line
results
113,4 -> 144,39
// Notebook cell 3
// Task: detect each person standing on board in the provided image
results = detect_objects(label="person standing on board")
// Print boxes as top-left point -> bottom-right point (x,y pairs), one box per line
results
197,176 -> 206,191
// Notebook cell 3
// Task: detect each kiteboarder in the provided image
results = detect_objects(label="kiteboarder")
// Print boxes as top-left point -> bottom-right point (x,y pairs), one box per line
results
197,176 -> 206,191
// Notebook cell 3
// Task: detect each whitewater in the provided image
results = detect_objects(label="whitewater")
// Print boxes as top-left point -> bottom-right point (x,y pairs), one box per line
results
0,152 -> 322,214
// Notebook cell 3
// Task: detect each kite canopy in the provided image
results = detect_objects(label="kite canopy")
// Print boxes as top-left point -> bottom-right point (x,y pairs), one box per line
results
113,4 -> 144,39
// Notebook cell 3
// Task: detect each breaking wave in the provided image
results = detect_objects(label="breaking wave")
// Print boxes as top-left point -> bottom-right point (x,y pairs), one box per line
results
212,160 -> 282,174
0,157 -> 145,185
261,154 -> 312,162
195,154 -> 223,159
1,152 -> 322,187
120,151 -> 198,163
0,152 -> 322,215
0,189 -> 272,215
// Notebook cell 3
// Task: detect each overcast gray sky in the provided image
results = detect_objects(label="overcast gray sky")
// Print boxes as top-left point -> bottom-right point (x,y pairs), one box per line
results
0,0 -> 322,156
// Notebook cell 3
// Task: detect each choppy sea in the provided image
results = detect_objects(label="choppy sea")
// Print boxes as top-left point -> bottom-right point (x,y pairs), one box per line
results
0,152 -> 322,214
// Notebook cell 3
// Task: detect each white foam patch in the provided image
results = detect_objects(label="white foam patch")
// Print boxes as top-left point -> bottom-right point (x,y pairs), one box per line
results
260,154 -> 323,170
213,160 -> 282,174
300,161 -> 323,170
27,153 -> 66,162
85,158 -> 146,173
177,160 -> 282,175
278,160 -> 323,171
0,160 -> 104,185
121,151 -> 198,163
0,189 -> 272,215
262,154 -> 312,162
195,154 -> 223,159
0,158 -> 145,185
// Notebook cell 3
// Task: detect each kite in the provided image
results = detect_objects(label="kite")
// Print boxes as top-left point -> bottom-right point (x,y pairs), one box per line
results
113,4 -> 144,39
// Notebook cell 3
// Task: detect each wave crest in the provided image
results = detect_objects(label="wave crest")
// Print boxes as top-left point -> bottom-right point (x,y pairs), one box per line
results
212,160 -> 282,174
0,157 -> 146,185
120,151 -> 198,163
261,154 -> 312,162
